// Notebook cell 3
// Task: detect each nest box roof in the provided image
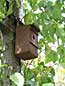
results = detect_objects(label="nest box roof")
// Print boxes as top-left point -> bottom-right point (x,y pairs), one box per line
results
30,24 -> 40,32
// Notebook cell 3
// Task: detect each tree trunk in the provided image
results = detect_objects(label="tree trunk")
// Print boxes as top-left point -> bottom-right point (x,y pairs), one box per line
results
0,0 -> 22,85
1,16 -> 21,86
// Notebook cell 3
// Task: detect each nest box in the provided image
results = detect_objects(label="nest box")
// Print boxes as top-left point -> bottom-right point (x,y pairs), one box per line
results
15,24 -> 40,60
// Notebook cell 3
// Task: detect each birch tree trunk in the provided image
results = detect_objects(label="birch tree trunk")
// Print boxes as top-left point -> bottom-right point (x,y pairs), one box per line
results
0,1 -> 22,85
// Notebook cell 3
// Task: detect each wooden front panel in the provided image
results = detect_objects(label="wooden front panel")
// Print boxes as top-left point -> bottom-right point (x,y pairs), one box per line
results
29,42 -> 38,57
29,29 -> 38,48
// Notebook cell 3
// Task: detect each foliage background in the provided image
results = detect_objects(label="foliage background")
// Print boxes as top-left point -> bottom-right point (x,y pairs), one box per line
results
0,0 -> 65,86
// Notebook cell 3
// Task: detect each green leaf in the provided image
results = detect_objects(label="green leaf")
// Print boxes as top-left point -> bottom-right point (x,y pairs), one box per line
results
7,4 -> 13,15
0,64 -> 8,68
0,38 -> 2,50
42,83 -> 54,86
24,68 -> 33,81
57,44 -> 65,63
16,0 -> 20,8
45,46 -> 58,63
24,10 -> 34,24
38,0 -> 47,8
50,2 -> 62,20
27,80 -> 36,86
28,0 -> 38,10
10,72 -> 24,86
0,11 -> 5,20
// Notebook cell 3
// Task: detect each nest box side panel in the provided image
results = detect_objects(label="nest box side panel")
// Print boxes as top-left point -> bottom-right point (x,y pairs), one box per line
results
15,25 -> 30,57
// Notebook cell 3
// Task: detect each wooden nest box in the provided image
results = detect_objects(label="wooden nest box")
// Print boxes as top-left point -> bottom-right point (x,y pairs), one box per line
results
15,24 -> 40,60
